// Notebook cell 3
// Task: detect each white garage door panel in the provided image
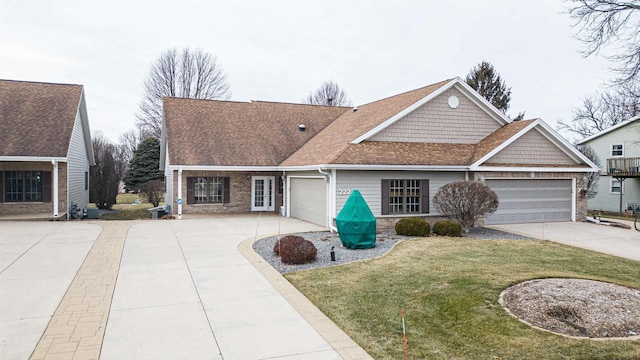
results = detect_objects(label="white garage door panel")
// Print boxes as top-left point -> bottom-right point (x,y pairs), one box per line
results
485,179 -> 572,225
290,178 -> 327,227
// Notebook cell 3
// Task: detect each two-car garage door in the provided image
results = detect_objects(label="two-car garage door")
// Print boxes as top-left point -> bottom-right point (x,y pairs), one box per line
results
485,179 -> 572,225
289,178 -> 327,227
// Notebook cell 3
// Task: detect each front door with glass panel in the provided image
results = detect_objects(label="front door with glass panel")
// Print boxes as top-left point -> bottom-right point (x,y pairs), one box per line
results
251,176 -> 275,211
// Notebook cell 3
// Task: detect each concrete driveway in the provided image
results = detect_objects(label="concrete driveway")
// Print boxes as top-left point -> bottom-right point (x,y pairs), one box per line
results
1,216 -> 371,360
488,221 -> 640,262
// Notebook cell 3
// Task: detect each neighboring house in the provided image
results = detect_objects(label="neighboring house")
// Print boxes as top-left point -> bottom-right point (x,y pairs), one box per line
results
577,117 -> 640,213
161,77 -> 598,229
0,80 -> 95,218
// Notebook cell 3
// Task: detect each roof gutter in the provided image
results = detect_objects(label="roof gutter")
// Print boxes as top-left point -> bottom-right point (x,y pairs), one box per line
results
0,156 -> 67,162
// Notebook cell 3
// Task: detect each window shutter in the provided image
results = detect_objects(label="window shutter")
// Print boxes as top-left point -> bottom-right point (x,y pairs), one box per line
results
381,179 -> 389,215
223,177 -> 230,204
0,172 -> 4,203
187,177 -> 194,204
421,180 -> 429,214
42,171 -> 52,203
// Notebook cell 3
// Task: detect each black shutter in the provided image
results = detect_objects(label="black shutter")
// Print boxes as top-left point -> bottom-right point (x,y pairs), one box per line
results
381,179 -> 389,215
42,171 -> 52,203
223,177 -> 230,204
187,177 -> 194,204
421,179 -> 429,214
0,171 -> 3,203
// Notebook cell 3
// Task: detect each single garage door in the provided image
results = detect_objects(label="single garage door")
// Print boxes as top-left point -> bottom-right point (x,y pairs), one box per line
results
290,178 -> 327,227
485,179 -> 572,225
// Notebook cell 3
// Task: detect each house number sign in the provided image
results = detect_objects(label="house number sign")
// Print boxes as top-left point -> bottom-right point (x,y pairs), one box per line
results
337,189 -> 352,196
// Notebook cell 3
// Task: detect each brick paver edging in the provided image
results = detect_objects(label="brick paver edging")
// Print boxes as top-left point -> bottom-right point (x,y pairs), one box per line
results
29,222 -> 133,360
238,236 -> 374,360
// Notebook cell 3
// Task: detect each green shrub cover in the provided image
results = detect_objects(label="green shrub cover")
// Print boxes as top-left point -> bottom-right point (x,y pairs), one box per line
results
433,220 -> 462,237
395,217 -> 430,236
336,189 -> 377,249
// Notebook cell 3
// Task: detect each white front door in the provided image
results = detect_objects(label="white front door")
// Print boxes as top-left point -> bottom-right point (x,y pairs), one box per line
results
251,176 -> 275,211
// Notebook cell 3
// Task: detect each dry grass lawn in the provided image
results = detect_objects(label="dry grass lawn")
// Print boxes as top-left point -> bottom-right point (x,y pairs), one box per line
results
286,237 -> 640,360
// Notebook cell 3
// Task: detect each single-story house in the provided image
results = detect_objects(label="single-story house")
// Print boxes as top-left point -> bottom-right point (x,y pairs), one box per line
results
161,77 -> 598,229
577,116 -> 640,213
0,80 -> 95,218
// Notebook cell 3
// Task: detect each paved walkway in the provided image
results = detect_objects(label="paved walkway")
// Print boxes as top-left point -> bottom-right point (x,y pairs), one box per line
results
1,216 -> 372,360
489,221 -> 640,262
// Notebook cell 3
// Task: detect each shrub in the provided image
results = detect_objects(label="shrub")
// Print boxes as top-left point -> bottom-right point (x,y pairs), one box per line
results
433,220 -> 462,237
273,235 -> 317,264
433,180 -> 499,232
395,217 -> 430,236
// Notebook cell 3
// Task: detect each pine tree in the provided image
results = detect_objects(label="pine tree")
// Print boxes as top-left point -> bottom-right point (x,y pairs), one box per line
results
465,61 -> 512,114
125,137 -> 164,192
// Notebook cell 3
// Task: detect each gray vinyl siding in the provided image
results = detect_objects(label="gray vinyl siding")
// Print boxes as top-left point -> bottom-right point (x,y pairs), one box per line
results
587,175 -> 640,212
66,110 -> 90,210
335,170 -> 466,216
369,87 -> 502,144
488,129 -> 578,165
581,121 -> 640,212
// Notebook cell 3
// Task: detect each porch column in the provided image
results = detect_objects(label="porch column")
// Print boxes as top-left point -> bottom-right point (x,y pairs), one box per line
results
177,168 -> 183,220
52,160 -> 59,217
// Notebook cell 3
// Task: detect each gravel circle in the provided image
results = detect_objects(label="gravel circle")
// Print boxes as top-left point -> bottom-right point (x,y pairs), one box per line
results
253,227 -> 533,274
253,231 -> 410,274
501,278 -> 640,338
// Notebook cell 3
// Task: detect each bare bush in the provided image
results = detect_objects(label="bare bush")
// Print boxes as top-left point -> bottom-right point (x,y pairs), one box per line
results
141,179 -> 164,207
433,181 -> 499,232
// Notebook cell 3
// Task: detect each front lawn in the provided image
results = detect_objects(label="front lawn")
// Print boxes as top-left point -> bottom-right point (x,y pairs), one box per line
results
286,237 -> 640,359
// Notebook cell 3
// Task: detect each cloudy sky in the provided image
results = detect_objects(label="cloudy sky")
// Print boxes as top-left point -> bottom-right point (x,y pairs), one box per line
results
0,0 -> 611,143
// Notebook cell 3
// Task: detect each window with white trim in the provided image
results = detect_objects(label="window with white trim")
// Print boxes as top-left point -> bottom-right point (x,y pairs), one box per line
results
187,176 -> 230,204
610,179 -> 623,194
611,144 -> 624,157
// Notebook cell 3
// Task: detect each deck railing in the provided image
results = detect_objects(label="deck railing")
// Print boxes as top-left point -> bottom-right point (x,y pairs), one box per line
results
607,157 -> 640,177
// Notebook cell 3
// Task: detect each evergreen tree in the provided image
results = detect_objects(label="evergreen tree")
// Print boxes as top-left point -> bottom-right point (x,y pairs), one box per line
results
465,61 -> 513,114
125,137 -> 163,192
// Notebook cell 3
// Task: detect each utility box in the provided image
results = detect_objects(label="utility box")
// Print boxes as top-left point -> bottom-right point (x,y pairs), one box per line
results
86,208 -> 99,219
148,207 -> 166,219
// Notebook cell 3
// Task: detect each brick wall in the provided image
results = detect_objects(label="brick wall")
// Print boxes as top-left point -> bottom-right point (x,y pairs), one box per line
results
0,161 -> 67,216
173,171 -> 283,214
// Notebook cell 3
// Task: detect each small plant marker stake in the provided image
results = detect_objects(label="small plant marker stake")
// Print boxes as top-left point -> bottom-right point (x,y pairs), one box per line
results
278,214 -> 283,274
402,308 -> 408,360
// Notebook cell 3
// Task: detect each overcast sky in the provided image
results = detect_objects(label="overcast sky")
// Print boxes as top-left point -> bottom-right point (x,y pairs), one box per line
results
0,0 -> 611,143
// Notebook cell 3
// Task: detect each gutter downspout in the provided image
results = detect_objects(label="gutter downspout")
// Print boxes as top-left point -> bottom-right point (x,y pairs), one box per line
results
318,168 -> 338,233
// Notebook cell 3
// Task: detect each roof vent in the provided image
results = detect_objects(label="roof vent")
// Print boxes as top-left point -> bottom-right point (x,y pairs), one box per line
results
298,124 -> 306,131
353,107 -> 358,112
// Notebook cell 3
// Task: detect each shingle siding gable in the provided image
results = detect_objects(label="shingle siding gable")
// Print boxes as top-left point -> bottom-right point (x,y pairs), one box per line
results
369,87 -> 501,144
487,128 -> 578,165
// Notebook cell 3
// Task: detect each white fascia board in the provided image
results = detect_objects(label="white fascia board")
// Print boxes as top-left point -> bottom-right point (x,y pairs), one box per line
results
350,78 -> 459,144
0,156 -> 67,162
472,165 -> 598,173
576,116 -> 640,144
78,90 -> 95,166
167,165 -> 281,172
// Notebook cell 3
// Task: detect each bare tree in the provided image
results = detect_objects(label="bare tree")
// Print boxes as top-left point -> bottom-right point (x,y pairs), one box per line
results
558,81 -> 640,137
304,81 -> 352,106
567,0 -> 640,85
433,181 -> 499,232
90,133 -> 124,209
141,179 -> 164,207
576,144 -> 601,199
136,48 -> 231,138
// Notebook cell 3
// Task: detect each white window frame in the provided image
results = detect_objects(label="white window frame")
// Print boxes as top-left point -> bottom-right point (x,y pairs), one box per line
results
611,144 -> 624,157
610,178 -> 624,194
